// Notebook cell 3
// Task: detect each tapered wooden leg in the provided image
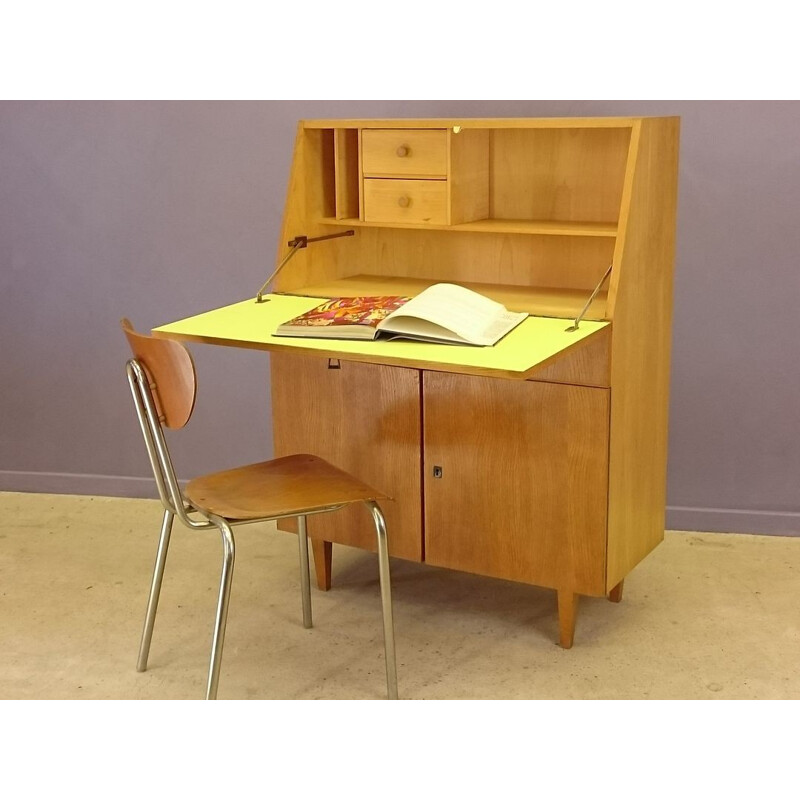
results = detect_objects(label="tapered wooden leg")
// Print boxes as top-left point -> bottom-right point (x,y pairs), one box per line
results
557,590 -> 579,649
608,579 -> 624,603
311,539 -> 332,591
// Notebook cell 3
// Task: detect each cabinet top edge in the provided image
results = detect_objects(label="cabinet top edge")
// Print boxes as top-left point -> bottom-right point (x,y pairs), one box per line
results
300,116 -> 679,129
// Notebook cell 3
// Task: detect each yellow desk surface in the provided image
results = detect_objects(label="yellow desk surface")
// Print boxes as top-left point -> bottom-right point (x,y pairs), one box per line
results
153,294 -> 609,381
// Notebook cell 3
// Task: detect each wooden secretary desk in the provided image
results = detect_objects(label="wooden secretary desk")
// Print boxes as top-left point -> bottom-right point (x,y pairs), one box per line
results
154,116 -> 680,648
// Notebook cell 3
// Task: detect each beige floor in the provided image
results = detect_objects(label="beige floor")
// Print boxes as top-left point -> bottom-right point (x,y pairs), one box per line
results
1,490 -> 798,700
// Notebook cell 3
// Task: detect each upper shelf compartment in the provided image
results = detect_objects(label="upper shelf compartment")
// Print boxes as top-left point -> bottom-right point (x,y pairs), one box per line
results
320,124 -> 630,236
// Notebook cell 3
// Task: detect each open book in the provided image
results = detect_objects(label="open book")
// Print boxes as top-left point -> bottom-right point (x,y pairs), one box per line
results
274,283 -> 528,346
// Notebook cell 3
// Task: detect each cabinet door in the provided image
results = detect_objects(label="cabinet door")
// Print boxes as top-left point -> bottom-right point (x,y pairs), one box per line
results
423,372 -> 609,595
271,353 -> 422,561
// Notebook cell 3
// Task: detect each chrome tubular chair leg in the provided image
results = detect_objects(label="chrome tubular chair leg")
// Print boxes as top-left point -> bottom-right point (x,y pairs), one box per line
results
137,509 -> 174,672
297,515 -> 313,629
206,518 -> 236,701
365,500 -> 398,700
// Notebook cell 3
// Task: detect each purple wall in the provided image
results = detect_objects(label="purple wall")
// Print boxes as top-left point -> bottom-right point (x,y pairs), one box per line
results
1,101 -> 799,534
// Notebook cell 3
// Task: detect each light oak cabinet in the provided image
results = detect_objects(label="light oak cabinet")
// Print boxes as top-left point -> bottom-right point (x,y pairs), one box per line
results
270,116 -> 680,646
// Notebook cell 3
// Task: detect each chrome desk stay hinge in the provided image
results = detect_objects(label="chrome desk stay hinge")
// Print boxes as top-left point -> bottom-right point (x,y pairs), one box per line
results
565,263 -> 613,332
255,230 -> 355,303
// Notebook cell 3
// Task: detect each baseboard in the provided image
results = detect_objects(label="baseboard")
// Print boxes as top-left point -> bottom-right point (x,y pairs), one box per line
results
0,470 -> 164,499
2,470 -> 798,536
667,505 -> 800,536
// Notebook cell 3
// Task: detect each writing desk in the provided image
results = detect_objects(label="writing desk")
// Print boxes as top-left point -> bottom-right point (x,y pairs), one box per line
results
154,116 -> 679,647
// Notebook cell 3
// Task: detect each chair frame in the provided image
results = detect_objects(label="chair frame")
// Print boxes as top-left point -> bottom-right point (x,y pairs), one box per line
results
125,357 -> 398,700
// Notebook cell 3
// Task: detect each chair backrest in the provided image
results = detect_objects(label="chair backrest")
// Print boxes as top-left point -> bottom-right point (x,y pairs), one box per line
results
121,318 -> 196,429
122,319 -> 199,521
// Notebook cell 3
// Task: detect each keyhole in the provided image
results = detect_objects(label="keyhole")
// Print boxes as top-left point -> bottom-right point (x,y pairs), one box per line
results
433,466 -> 443,479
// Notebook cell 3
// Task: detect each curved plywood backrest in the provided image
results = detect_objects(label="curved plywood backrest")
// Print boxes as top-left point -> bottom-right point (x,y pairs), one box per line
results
121,318 -> 197,429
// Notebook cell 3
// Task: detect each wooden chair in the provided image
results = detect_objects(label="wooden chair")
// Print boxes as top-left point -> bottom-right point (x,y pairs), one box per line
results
121,319 -> 398,700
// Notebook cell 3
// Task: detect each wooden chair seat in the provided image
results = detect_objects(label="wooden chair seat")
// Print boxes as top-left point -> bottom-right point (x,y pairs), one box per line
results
185,453 -> 387,520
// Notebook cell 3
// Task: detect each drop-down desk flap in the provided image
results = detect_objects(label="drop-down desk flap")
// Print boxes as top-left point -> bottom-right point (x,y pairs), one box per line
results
153,293 -> 609,382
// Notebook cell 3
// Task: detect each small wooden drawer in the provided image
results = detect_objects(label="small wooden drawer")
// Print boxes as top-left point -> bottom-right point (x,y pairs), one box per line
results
363,179 -> 448,225
362,129 -> 448,178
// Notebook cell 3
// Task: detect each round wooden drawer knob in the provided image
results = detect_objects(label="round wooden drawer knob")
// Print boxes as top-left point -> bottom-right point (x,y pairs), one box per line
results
396,145 -> 410,157
397,196 -> 410,208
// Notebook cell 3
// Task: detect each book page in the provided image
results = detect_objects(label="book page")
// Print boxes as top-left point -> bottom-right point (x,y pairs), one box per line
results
380,283 -> 526,345
379,316 -> 472,344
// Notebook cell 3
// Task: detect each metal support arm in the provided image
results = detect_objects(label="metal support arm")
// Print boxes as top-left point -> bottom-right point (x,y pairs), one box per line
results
565,263 -> 613,332
255,230 -> 355,303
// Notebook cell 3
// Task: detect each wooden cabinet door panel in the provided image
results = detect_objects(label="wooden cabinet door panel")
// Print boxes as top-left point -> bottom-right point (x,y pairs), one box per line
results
271,353 -> 422,561
423,372 -> 609,594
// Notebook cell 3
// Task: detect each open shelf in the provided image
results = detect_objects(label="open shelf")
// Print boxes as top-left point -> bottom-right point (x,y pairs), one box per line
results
276,274 -> 608,320
319,217 -> 617,238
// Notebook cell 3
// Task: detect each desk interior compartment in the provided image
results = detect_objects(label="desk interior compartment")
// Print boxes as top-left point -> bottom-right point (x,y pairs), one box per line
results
307,127 -> 362,220
489,126 -> 630,226
334,128 -> 360,220
295,225 -> 616,319
306,128 -> 337,220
